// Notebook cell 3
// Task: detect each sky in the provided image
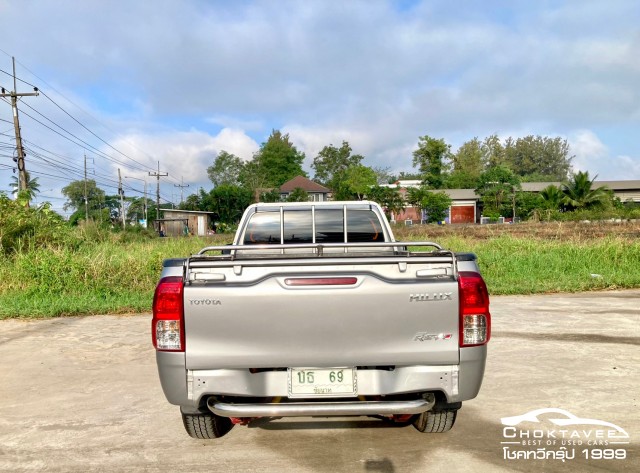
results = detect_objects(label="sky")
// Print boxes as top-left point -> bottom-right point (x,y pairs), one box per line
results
1,0 -> 639,216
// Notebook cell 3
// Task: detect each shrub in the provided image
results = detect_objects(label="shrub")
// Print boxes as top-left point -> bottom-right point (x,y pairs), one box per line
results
0,194 -> 75,255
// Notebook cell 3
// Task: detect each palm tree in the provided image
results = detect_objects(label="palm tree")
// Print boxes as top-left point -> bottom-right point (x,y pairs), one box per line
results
539,184 -> 563,210
561,171 -> 610,210
10,171 -> 40,201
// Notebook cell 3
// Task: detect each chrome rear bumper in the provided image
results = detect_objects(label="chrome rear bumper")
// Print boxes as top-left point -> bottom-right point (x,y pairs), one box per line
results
207,395 -> 435,417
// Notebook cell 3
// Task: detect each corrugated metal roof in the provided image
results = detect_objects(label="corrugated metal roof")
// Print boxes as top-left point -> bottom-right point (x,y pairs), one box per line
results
162,209 -> 216,214
595,180 -> 640,190
521,182 -> 561,191
441,189 -> 479,200
522,180 -> 640,191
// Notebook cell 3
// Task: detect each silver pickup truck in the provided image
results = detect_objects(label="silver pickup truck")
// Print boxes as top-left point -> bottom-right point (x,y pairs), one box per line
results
152,201 -> 490,439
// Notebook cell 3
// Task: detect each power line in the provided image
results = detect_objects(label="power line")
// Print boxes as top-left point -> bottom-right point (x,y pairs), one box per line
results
1,65 -> 164,175
1,65 -> 185,185
39,89 -> 160,174
0,56 -> 181,205
17,100 -> 151,174
1,57 -> 168,173
15,105 -> 153,178
21,138 -> 132,190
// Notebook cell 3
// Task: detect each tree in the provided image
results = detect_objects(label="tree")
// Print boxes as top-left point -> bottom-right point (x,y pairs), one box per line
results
538,185 -> 564,210
372,166 -> 393,185
10,171 -> 40,202
476,166 -> 521,218
561,171 -> 610,210
412,135 -> 451,189
451,138 -> 484,181
515,191 -> 542,220
395,171 -> 423,181
443,171 -> 480,189
343,164 -> 377,200
421,191 -> 452,223
482,134 -> 506,169
286,187 -> 309,202
62,179 -> 107,224
259,189 -> 282,203
407,186 -> 452,223
251,130 -> 306,187
238,160 -> 269,199
207,151 -> 245,187
312,141 -> 364,199
406,186 -> 430,221
180,189 -> 208,211
407,186 -> 451,223
209,184 -> 253,225
365,185 -> 404,220
503,135 -> 573,181
126,197 -> 147,223
103,194 -> 125,223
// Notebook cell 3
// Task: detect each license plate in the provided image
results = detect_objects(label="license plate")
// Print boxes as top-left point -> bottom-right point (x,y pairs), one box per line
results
288,368 -> 357,398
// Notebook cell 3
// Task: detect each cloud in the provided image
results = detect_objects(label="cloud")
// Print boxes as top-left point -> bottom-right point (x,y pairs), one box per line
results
1,0 -> 639,193
206,115 -> 264,132
283,122 -> 421,176
107,128 -> 259,194
569,130 -> 640,180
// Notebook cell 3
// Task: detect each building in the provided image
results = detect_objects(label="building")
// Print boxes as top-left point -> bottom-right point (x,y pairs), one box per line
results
157,209 -> 217,236
279,176 -> 332,202
382,179 -> 640,225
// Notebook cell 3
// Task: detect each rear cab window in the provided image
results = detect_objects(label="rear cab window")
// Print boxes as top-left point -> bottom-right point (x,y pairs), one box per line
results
241,207 -> 385,245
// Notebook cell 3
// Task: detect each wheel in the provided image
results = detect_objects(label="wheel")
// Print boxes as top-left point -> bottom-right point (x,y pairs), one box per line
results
181,411 -> 233,439
412,409 -> 458,433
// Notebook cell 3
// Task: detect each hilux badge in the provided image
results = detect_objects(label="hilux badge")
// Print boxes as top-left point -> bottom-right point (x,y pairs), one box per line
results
409,292 -> 452,302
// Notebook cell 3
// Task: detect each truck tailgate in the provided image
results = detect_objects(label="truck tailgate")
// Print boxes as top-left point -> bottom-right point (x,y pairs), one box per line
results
183,262 -> 460,370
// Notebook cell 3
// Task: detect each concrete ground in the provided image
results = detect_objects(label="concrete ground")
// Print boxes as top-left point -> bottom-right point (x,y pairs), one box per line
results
0,290 -> 638,472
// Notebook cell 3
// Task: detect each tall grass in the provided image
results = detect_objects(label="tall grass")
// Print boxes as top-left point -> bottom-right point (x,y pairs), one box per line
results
0,234 -> 230,318
437,234 -> 640,294
1,223 -> 639,318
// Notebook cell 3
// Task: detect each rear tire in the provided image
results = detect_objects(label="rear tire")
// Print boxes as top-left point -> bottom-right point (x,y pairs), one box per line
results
412,409 -> 458,433
182,412 -> 233,439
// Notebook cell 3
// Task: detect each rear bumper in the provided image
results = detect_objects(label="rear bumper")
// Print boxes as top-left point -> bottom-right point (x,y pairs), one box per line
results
156,345 -> 486,411
208,396 -> 435,417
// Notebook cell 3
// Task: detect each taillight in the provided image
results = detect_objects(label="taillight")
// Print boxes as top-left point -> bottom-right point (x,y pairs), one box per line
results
152,276 -> 184,351
458,271 -> 491,347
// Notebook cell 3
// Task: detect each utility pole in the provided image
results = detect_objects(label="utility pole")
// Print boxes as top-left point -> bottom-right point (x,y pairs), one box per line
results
149,161 -> 168,234
0,57 -> 39,206
118,168 -> 125,229
84,154 -> 88,221
143,180 -> 148,225
174,176 -> 189,205
83,155 -> 95,222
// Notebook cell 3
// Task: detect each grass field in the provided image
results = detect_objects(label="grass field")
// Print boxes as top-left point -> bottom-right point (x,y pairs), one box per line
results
1,221 -> 639,318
